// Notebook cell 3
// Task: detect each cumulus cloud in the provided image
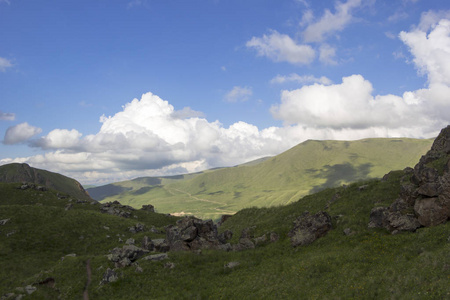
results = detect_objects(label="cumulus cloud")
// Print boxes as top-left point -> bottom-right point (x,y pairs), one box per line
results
400,16 -> 450,85
0,57 -> 13,72
224,86 -> 252,102
2,92 -> 296,184
0,111 -> 15,121
302,0 -> 362,43
271,13 -> 450,136
3,123 -> 42,145
246,30 -> 315,65
270,73 -> 332,85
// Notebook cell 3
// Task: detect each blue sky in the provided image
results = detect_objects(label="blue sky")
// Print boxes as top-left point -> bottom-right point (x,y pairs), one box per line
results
1,0 -> 450,184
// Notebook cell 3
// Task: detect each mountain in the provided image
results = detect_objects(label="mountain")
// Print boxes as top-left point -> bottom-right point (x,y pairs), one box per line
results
91,137 -> 433,219
0,163 -> 91,201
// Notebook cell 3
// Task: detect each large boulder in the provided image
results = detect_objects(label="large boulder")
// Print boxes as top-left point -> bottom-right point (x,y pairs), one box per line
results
369,125 -> 450,232
288,211 -> 332,247
107,245 -> 148,268
165,216 -> 229,251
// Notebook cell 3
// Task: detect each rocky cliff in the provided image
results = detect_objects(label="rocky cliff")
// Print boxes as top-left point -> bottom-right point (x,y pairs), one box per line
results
369,125 -> 450,233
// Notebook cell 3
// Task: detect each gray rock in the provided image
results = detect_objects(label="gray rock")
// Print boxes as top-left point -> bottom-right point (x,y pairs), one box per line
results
107,245 -> 148,268
224,261 -> 240,269
253,234 -> 267,246
0,219 -> 9,226
165,216 -> 229,251
100,268 -> 118,285
129,223 -> 145,234
125,238 -> 135,245
288,211 -> 332,247
142,253 -> 168,261
141,236 -> 155,251
164,262 -> 176,269
141,204 -> 155,212
24,286 -> 36,295
270,232 -> 279,242
64,204 -> 73,211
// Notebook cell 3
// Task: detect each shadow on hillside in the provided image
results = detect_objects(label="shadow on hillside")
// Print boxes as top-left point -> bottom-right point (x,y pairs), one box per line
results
309,163 -> 373,194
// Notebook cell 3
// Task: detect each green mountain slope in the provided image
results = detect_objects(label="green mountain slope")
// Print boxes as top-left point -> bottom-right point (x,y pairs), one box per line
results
0,163 -> 91,201
97,138 -> 433,219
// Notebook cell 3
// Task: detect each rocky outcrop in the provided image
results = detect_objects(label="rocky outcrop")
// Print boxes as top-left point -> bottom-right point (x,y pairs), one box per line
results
165,216 -> 230,251
369,125 -> 450,233
141,204 -> 155,212
288,211 -> 332,247
100,201 -> 135,218
107,245 -> 149,268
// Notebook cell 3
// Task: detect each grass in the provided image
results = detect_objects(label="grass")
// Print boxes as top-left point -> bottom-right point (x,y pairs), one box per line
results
92,138 -> 433,219
1,168 -> 449,299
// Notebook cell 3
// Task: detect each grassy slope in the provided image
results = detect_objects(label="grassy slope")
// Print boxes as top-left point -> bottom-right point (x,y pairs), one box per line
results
0,163 -> 91,201
2,170 -> 448,299
101,138 -> 433,219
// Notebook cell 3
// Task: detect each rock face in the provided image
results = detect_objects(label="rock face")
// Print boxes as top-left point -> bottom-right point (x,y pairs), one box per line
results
288,211 -> 332,247
369,125 -> 450,232
165,217 -> 230,251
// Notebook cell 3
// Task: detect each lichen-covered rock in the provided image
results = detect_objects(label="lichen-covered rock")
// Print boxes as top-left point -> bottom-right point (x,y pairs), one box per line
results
288,211 -> 332,247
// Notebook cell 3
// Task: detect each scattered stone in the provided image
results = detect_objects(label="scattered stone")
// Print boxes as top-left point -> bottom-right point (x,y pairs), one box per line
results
142,253 -> 168,261
0,219 -> 9,226
141,236 -> 155,251
64,203 -> 73,211
218,230 -> 233,244
224,261 -> 240,269
288,211 -> 332,247
164,262 -> 176,269
100,268 -> 119,285
6,231 -> 16,237
107,245 -> 148,268
152,239 -> 170,252
103,226 -> 110,230
269,232 -> 279,242
129,223 -> 145,234
165,216 -> 230,251
125,238 -> 135,245
24,285 -> 36,295
253,234 -> 267,246
141,204 -> 155,212
343,228 -> 354,236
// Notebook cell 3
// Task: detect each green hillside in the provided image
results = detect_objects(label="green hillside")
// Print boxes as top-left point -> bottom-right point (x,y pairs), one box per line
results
98,138 -> 433,219
0,163 -> 91,201
1,170 -> 448,299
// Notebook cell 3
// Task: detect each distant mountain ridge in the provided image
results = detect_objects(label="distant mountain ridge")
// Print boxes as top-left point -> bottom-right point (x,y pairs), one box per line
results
90,137 -> 434,219
0,163 -> 91,201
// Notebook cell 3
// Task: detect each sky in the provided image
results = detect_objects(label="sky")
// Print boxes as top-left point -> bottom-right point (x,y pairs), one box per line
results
1,0 -> 450,185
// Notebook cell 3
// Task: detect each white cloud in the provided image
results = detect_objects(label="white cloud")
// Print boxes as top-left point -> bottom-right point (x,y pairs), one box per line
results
400,16 -> 450,85
385,32 -> 397,40
0,57 -> 13,72
32,129 -> 82,149
2,92 -> 295,184
246,30 -> 315,65
319,44 -> 338,65
270,73 -> 332,85
224,86 -> 252,102
3,123 -> 42,145
302,0 -> 362,43
388,11 -> 408,23
172,107 -> 205,119
0,111 -> 15,121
